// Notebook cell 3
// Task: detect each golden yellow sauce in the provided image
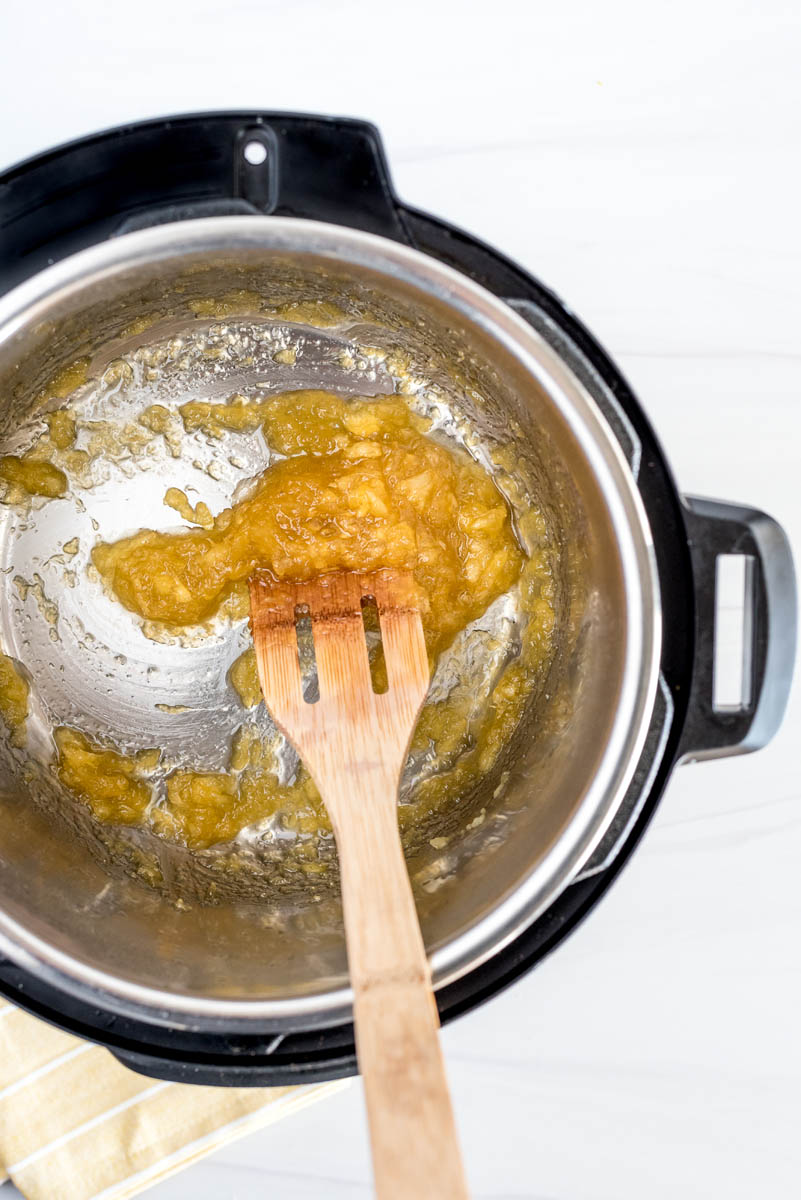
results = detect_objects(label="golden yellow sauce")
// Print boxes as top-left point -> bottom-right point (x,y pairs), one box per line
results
54,728 -> 155,825
47,388 -> 555,859
151,762 -> 326,850
53,628 -> 552,855
0,366 -> 91,503
186,295 -> 350,328
92,392 -> 524,661
268,300 -> 349,327
39,358 -> 90,401
0,455 -> 68,498
188,290 -> 263,317
121,314 -> 160,338
0,654 -> 29,748
137,404 -> 172,434
163,488 -> 214,528
179,393 -> 265,437
229,647 -> 262,708
149,721 -> 330,851
45,411 -> 77,450
52,718 -> 329,852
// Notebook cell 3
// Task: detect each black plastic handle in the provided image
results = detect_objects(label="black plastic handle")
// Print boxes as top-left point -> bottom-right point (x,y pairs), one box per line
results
678,496 -> 796,761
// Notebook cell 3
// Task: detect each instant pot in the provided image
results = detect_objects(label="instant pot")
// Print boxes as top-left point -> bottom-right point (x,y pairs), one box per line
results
0,112 -> 795,1085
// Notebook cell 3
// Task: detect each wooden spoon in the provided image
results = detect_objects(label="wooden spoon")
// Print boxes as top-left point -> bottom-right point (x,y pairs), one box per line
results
249,568 -> 469,1200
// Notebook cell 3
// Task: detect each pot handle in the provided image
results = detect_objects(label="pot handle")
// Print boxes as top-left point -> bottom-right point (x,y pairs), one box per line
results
678,496 -> 796,761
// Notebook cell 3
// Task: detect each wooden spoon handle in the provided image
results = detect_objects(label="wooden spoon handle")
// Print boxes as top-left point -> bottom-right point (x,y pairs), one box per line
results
329,782 -> 469,1200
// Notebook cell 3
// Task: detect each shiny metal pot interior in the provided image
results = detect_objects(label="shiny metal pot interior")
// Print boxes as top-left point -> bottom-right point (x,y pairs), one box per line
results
0,218 -> 660,1030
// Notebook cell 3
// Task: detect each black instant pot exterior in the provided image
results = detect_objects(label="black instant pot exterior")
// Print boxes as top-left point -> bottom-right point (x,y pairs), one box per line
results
0,113 -> 794,1084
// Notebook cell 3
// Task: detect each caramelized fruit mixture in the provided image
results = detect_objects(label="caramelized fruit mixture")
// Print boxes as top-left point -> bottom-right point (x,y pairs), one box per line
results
0,654 -> 29,748
3,382 -> 555,861
92,391 -> 524,659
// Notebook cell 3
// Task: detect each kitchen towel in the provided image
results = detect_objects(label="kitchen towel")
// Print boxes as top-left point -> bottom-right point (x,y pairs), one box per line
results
0,1001 -> 347,1200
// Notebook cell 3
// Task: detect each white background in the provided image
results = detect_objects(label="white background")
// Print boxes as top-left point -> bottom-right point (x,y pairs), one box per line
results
1,1 -> 800,1196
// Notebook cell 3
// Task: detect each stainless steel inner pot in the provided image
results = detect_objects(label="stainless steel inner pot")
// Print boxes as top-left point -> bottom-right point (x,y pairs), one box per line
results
0,218 -> 660,1031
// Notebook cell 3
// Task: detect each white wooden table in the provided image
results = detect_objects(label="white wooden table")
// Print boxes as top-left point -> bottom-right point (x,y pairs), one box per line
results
1,1 -> 799,1195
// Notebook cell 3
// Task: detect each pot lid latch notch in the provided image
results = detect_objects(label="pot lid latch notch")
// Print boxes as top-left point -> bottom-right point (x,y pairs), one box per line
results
233,125 -> 279,214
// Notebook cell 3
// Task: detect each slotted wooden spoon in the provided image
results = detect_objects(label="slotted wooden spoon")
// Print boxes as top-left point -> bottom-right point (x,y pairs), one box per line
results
249,568 -> 469,1200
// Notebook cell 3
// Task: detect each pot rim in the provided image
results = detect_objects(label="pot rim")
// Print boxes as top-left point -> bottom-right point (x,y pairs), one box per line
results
0,216 -> 661,1031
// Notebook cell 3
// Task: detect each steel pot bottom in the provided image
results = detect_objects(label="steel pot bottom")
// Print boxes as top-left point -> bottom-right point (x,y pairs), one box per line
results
0,218 -> 660,1032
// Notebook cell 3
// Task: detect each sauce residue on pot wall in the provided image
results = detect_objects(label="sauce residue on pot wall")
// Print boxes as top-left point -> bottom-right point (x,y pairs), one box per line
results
0,654 -> 29,747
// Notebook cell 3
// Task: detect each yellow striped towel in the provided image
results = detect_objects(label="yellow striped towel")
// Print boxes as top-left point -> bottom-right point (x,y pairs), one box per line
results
0,1000 -> 348,1200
